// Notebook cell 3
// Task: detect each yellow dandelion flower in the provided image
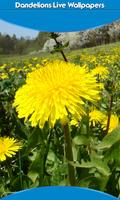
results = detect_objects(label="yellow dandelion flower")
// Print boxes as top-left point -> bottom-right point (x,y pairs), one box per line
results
0,64 -> 7,70
70,118 -> 81,127
17,68 -> 22,73
28,64 -> 33,68
36,63 -> 41,68
31,67 -> 36,71
0,137 -> 21,162
89,109 -> 106,126
23,66 -> 28,70
92,66 -> 109,79
102,115 -> 119,133
9,67 -> 17,72
13,60 -> 101,128
70,119 -> 78,126
0,73 -> 8,80
41,59 -> 48,65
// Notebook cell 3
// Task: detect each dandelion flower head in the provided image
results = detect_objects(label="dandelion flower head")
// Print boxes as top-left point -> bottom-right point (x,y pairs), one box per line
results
89,109 -> 106,126
92,65 -> 109,79
0,137 -> 21,162
13,60 -> 101,128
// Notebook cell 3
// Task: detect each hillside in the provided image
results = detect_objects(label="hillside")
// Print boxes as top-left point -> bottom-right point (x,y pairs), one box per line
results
43,20 -> 120,51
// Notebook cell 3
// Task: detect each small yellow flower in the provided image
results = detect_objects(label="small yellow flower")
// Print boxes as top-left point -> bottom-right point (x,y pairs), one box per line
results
13,60 -> 101,128
102,115 -> 119,133
28,64 -> 33,68
92,66 -> 109,79
9,67 -> 17,72
17,68 -> 22,72
0,73 -> 8,80
70,118 -> 81,127
89,109 -> 106,126
41,59 -> 48,65
0,64 -> 7,70
36,63 -> 41,68
0,137 -> 21,162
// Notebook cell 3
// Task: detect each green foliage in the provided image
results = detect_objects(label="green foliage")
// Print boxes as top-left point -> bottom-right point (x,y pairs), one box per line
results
0,32 -> 49,55
1,42 -> 120,198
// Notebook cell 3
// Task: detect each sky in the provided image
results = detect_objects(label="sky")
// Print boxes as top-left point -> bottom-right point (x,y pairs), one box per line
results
0,19 -> 39,38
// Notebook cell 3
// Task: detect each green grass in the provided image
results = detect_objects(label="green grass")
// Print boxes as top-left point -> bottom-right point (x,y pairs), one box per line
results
0,41 -> 120,64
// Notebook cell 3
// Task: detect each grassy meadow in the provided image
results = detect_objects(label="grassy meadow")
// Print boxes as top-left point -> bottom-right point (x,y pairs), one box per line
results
1,41 -> 120,197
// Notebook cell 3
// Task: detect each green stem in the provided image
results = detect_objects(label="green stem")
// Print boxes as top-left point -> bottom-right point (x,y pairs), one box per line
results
18,152 -> 23,189
6,161 -> 12,180
106,95 -> 113,134
63,124 -> 76,186
54,38 -> 68,63
38,130 -> 52,186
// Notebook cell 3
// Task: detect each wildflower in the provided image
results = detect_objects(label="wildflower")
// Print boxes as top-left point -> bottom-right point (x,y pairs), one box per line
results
0,73 -> 8,80
9,67 -> 17,72
36,63 -> 41,68
0,137 -> 21,162
70,118 -> 81,127
41,59 -> 48,65
92,66 -> 109,79
13,60 -> 101,128
0,64 -> 7,70
102,114 -> 119,133
89,109 -> 106,126
28,64 -> 33,68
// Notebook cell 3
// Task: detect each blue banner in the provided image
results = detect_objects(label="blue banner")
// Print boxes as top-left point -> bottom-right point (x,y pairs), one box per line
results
0,0 -> 120,31
2,187 -> 119,200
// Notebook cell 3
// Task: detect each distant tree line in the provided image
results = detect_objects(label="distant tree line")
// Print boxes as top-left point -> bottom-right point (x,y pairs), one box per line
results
0,20 -> 120,55
0,32 -> 49,55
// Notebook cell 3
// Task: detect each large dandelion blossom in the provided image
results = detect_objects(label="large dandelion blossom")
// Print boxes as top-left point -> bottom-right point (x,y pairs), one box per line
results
13,60 -> 101,128
0,137 -> 21,161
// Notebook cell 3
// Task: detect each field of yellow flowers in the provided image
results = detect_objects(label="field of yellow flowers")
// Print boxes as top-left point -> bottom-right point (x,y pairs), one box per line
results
1,42 -> 120,198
